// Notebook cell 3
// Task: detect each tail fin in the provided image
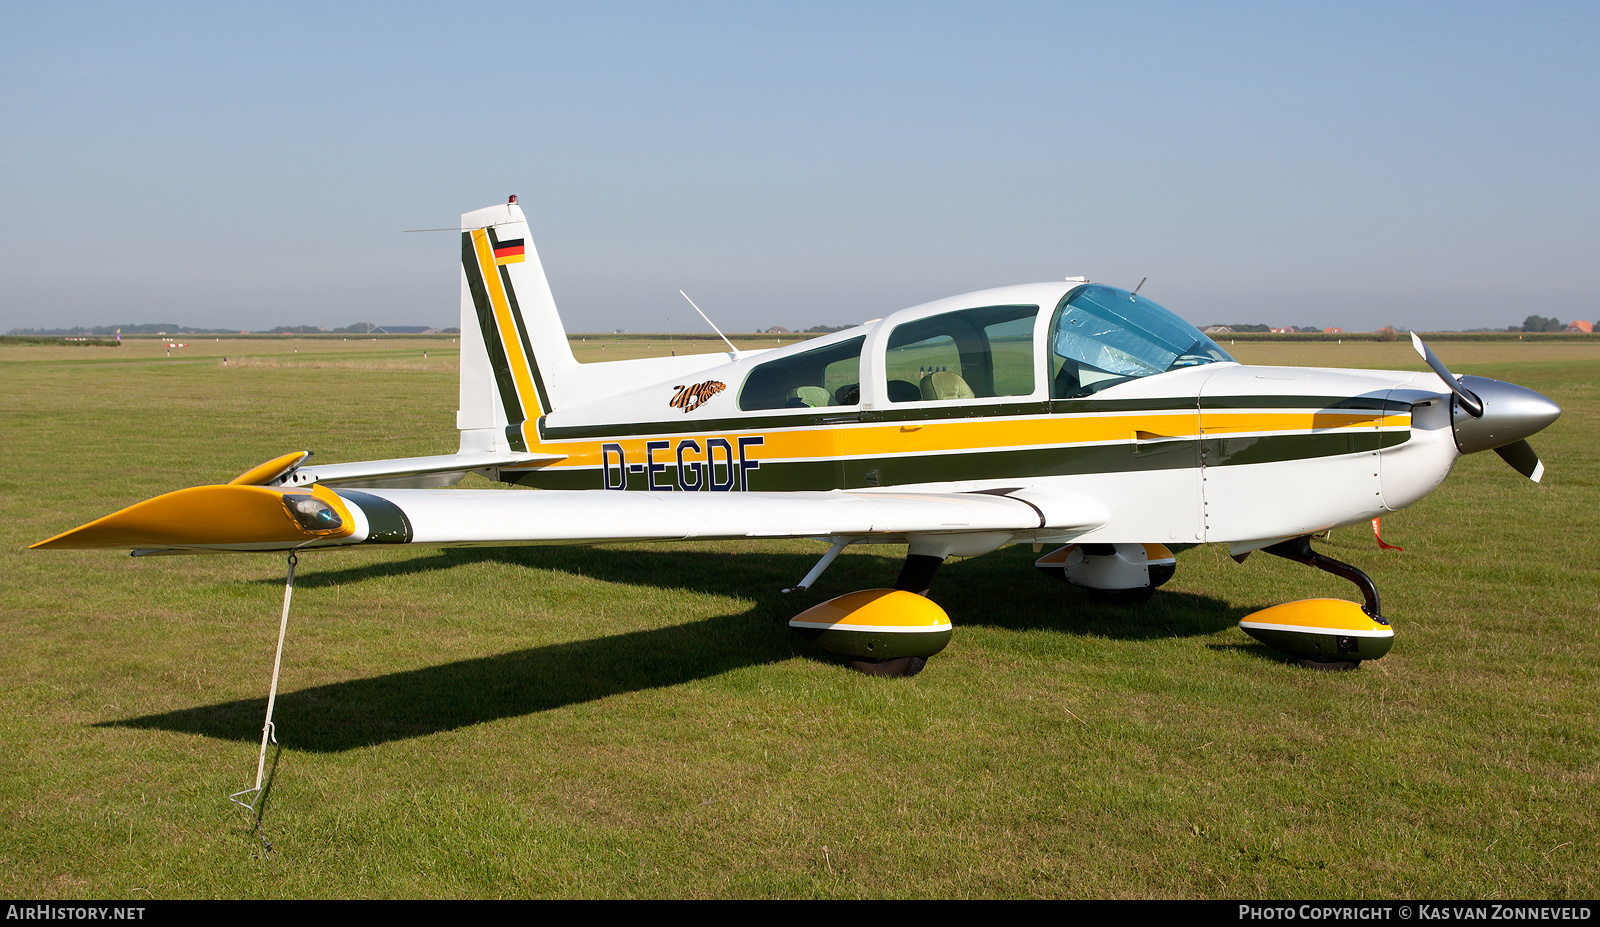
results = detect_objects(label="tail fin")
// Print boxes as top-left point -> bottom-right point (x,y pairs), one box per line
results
457,199 -> 579,453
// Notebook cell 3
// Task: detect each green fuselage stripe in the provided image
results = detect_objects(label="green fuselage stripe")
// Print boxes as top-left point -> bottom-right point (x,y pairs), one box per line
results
507,430 -> 1409,492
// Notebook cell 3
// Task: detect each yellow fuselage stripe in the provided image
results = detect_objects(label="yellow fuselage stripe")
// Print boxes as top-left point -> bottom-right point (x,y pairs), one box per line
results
523,411 -> 1411,470
471,229 -> 542,418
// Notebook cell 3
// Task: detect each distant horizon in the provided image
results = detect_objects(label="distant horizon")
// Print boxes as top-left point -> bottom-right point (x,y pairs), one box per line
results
10,317 -> 1593,338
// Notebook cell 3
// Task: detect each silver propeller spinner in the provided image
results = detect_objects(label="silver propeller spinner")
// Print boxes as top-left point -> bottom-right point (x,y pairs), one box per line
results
1410,333 -> 1560,482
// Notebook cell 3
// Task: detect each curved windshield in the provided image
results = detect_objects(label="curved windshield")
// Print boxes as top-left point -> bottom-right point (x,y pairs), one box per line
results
1050,284 -> 1233,397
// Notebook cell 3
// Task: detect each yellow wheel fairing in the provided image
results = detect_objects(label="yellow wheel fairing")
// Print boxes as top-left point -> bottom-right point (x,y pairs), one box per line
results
1034,545 -> 1075,567
1139,542 -> 1176,565
1241,598 -> 1393,635
1239,598 -> 1394,662
791,588 -> 953,632
790,589 -> 953,660
30,483 -> 356,551
230,450 -> 311,486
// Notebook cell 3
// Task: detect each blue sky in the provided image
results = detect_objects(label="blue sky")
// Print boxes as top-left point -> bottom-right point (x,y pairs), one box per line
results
2,2 -> 1595,334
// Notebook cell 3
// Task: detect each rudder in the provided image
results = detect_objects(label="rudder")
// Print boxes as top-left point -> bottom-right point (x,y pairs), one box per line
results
457,199 -> 579,454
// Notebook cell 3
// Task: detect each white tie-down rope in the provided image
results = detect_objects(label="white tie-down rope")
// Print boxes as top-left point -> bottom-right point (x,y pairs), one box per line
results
228,552 -> 296,830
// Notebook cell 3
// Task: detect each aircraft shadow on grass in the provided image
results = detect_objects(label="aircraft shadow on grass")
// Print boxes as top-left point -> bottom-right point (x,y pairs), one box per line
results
102,545 -> 1246,752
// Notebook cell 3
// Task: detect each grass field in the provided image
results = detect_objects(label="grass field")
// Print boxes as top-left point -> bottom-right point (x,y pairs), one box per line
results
1,335 -> 1596,899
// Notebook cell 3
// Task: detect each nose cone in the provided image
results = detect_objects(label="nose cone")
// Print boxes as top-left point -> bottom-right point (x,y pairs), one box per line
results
1452,375 -> 1562,455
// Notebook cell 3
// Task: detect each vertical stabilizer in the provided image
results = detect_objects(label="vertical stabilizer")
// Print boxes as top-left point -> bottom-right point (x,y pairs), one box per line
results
456,200 -> 579,453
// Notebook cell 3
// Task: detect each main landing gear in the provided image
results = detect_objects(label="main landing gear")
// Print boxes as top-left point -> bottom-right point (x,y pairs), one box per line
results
1237,536 -> 1394,671
787,551 -> 953,678
1033,542 -> 1178,603
786,533 -> 1396,675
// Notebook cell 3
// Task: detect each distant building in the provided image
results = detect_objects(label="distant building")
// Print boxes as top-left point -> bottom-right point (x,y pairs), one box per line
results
1269,327 -> 1293,334
765,326 -> 792,334
1565,320 -> 1593,334
1324,327 -> 1343,334
1203,326 -> 1233,334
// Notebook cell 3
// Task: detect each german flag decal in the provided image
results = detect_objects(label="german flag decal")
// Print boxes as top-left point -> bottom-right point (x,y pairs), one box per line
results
493,238 -> 526,265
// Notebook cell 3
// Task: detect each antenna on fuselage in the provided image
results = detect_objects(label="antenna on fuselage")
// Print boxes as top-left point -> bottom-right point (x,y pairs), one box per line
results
1131,277 -> 1148,298
679,290 -> 741,359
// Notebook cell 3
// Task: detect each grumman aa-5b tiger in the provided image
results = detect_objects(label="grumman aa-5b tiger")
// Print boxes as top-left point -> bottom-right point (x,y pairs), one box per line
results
35,197 -> 1561,679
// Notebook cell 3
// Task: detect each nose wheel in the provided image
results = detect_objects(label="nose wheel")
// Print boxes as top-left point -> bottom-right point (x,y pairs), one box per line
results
1258,536 -> 1383,620
1237,536 -> 1393,669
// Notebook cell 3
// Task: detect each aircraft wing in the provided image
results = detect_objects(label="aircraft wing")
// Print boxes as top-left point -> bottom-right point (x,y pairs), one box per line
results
342,485 -> 1107,546
32,484 -> 1108,552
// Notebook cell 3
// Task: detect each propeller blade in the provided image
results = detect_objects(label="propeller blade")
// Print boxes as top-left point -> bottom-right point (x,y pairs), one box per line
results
1410,332 -> 1484,418
1493,439 -> 1545,482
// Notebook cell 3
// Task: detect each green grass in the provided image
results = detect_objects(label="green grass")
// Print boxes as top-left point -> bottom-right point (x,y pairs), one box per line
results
1,338 -> 1595,898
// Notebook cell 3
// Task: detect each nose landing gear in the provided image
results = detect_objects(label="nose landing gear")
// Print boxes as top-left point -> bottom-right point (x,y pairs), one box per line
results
1238,536 -> 1394,670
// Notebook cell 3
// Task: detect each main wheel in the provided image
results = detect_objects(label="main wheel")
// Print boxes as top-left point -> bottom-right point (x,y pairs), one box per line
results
849,656 -> 929,677
1298,657 -> 1360,672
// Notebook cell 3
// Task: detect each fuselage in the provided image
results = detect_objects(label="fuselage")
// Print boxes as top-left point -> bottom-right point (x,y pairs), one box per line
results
495,282 -> 1458,547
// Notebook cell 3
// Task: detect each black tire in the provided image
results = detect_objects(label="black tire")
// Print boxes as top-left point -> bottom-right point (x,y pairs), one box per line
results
850,656 -> 929,677
1298,657 -> 1360,672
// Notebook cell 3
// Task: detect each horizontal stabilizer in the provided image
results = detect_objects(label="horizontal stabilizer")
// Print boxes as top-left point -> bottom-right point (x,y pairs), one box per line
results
285,451 -> 565,489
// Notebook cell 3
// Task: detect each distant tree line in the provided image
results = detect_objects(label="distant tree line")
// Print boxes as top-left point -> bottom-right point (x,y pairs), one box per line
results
1521,315 -> 1565,333
5,323 -> 237,336
7,322 -> 458,336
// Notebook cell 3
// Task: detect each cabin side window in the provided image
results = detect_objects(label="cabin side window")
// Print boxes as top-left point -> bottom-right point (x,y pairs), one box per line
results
738,336 -> 866,411
1048,285 -> 1234,398
884,305 -> 1038,403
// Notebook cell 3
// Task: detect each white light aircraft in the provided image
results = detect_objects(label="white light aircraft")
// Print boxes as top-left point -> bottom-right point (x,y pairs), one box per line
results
35,197 -> 1562,678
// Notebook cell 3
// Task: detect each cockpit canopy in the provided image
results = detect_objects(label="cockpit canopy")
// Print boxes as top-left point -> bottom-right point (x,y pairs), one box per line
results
1049,284 -> 1234,398
735,282 -> 1233,411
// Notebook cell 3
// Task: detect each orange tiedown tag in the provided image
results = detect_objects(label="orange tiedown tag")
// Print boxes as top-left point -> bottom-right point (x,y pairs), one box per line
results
1372,518 -> 1403,551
